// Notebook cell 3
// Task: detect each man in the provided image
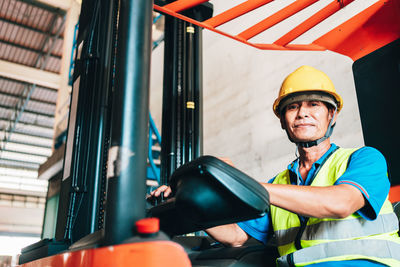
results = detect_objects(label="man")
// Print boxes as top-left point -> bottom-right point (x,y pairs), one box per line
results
151,66 -> 400,266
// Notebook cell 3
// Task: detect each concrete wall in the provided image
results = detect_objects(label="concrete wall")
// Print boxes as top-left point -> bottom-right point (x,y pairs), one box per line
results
150,1 -> 366,182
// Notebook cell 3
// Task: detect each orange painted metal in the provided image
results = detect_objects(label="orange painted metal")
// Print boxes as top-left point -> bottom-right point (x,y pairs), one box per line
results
204,0 -> 274,28
314,0 -> 400,60
273,0 -> 355,46
154,4 -> 272,49
154,0 -> 400,60
18,241 -> 191,267
389,185 -> 400,203
136,217 -> 160,234
238,0 -> 319,41
165,0 -> 210,12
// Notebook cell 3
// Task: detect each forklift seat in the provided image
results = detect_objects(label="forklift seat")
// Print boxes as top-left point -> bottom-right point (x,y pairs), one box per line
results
148,156 -> 270,235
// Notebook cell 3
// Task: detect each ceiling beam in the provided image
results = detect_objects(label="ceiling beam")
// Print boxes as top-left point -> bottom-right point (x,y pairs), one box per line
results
0,117 -> 54,131
1,148 -> 50,158
0,39 -> 62,60
0,152 -> 46,165
0,60 -> 60,90
0,158 -> 47,171
0,17 -> 63,40
18,0 -> 67,15
36,0 -> 78,12
0,158 -> 40,170
0,103 -> 55,118
0,164 -> 38,172
0,139 -> 52,150
0,139 -> 51,156
1,128 -> 53,140
0,76 -> 58,93
0,90 -> 56,106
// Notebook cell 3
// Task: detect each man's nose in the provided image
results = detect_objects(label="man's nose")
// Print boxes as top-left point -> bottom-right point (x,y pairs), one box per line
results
296,103 -> 309,118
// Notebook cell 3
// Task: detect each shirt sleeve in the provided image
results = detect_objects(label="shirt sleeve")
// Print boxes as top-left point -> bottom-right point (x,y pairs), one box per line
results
237,214 -> 271,245
237,177 -> 275,244
335,146 -> 390,220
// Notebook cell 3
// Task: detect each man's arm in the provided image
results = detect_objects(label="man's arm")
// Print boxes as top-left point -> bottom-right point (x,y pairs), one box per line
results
263,183 -> 365,219
205,224 -> 250,247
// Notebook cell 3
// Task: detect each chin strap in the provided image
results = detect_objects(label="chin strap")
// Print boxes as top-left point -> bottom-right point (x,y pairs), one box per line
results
287,107 -> 337,148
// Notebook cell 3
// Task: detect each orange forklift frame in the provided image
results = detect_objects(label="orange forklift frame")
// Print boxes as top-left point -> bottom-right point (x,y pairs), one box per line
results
20,241 -> 191,267
154,0 -> 400,61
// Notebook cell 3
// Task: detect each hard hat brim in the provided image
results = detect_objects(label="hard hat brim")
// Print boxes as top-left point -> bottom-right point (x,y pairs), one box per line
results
273,89 -> 343,118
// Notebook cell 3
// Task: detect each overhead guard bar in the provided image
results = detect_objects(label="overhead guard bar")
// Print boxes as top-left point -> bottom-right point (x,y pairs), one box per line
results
165,0 -> 210,12
204,0 -> 274,28
237,0 -> 319,41
274,0 -> 355,46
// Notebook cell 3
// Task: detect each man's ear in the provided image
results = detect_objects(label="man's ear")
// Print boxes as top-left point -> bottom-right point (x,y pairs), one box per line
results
280,117 -> 286,130
329,108 -> 338,124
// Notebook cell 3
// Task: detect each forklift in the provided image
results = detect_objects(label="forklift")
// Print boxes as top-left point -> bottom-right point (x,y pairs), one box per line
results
18,0 -> 400,266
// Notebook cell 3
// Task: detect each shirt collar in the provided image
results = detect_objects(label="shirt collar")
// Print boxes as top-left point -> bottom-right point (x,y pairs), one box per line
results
287,143 -> 338,184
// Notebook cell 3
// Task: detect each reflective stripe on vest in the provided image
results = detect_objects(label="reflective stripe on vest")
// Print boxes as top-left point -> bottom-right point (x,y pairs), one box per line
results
270,147 -> 400,266
277,238 -> 400,267
276,212 -> 399,247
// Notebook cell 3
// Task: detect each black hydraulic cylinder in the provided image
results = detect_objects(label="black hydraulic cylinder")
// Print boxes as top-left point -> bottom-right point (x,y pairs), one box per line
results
160,15 -> 179,186
104,0 -> 153,245
185,22 -> 195,162
186,5 -> 210,160
179,20 -> 187,168
193,23 -> 203,159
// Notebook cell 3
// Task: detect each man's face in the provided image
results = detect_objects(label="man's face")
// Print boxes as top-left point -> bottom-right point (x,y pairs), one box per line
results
281,100 -> 335,142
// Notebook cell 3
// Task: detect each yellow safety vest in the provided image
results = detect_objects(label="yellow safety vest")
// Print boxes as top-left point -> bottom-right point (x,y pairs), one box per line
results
270,147 -> 400,266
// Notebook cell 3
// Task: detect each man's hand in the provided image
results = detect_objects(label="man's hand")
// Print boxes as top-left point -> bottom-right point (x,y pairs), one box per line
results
146,185 -> 172,206
218,157 -> 234,166
149,185 -> 172,198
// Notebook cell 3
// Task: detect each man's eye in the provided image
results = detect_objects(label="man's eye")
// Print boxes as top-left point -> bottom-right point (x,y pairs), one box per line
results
287,105 -> 297,110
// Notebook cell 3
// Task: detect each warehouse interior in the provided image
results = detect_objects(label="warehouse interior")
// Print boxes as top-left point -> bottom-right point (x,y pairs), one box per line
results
0,0 -> 399,266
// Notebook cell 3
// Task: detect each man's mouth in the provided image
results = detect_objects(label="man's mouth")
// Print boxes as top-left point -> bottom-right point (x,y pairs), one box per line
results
294,123 -> 314,128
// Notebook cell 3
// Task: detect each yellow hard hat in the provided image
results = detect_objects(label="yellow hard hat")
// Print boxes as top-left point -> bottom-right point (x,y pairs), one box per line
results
273,65 -> 343,118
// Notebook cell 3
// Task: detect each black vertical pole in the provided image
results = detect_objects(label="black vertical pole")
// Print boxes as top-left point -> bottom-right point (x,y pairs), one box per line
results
185,22 -> 195,162
104,0 -> 153,245
192,12 -> 204,158
193,28 -> 203,159
179,20 -> 187,167
160,15 -> 179,186
160,15 -> 188,184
